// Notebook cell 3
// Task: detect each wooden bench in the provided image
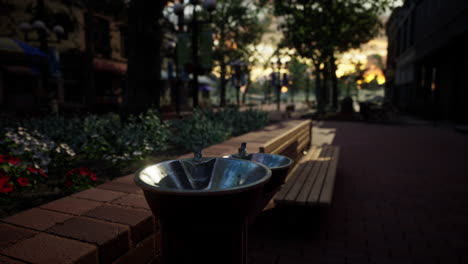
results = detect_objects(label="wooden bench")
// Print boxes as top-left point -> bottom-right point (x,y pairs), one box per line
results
259,119 -> 312,162
258,119 -> 340,207
274,145 -> 340,207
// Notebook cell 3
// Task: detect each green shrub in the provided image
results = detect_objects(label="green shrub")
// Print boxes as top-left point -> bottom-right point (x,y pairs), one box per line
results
63,167 -> 98,193
170,109 -> 231,152
104,109 -> 170,165
170,108 -> 269,152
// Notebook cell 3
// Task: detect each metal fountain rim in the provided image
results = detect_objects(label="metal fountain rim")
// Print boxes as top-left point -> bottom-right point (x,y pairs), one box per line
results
134,157 -> 272,196
227,153 -> 294,171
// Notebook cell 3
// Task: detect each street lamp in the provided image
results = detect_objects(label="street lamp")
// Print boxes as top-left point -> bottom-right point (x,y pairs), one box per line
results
19,20 -> 65,51
173,0 -> 216,109
18,0 -> 65,53
271,57 -> 289,111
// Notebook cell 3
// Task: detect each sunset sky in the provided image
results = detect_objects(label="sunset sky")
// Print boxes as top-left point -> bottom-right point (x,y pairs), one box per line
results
247,5 -> 401,86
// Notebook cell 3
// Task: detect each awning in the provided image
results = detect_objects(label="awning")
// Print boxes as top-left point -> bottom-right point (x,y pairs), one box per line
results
93,58 -> 127,75
0,37 -> 47,58
0,37 -> 48,65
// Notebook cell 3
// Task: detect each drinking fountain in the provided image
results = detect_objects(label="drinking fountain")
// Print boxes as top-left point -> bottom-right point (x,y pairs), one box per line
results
228,143 -> 293,216
134,151 -> 271,264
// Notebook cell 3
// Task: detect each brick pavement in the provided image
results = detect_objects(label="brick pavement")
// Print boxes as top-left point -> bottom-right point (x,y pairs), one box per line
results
249,121 -> 468,264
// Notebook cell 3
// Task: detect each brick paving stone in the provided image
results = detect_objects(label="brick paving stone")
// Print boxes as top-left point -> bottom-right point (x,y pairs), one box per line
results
0,223 -> 36,249
84,205 -> 153,244
112,174 -> 135,185
46,217 -> 129,264
112,193 -> 151,210
0,233 -> 98,264
96,181 -> 141,193
40,196 -> 102,215
2,208 -> 73,231
72,187 -> 126,202
249,121 -> 468,264
0,255 -> 27,264
113,234 -> 156,264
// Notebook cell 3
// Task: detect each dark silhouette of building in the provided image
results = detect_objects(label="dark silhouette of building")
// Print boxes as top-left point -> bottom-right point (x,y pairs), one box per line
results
386,0 -> 468,123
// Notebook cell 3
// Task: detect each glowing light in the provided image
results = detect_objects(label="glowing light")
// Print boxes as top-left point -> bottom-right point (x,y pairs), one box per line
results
281,86 -> 288,93
363,67 -> 386,84
240,85 -> 247,93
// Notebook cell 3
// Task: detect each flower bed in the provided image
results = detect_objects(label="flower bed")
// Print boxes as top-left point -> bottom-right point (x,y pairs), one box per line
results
0,107 -> 269,217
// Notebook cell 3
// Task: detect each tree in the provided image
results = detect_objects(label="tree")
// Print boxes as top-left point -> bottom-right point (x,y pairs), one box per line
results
126,0 -> 168,112
211,0 -> 267,107
273,0 -> 396,112
287,57 -> 308,103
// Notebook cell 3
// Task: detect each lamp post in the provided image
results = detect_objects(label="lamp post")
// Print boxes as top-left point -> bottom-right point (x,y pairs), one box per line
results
18,0 -> 65,111
18,0 -> 65,53
173,0 -> 216,109
271,58 -> 288,111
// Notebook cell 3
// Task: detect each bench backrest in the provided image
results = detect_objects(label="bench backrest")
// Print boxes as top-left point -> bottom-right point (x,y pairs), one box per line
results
259,119 -> 312,161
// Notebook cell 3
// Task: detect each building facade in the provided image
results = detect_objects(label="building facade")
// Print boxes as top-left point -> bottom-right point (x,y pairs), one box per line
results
0,0 -> 128,113
386,0 -> 468,122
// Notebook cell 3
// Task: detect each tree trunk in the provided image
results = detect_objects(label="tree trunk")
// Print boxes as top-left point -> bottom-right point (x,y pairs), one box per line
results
313,61 -> 325,114
219,60 -> 227,107
330,53 -> 339,110
241,75 -> 251,105
126,0 -> 165,113
322,63 -> 330,108
83,8 -> 95,108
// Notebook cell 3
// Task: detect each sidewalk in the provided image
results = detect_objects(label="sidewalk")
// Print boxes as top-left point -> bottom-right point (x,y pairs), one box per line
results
249,121 -> 468,264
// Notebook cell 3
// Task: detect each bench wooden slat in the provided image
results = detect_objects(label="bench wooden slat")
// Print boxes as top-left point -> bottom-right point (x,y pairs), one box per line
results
259,120 -> 311,153
282,153 -> 320,205
274,147 -> 321,203
295,146 -> 332,205
274,160 -> 309,202
270,126 -> 309,155
318,147 -> 340,205
306,146 -> 333,205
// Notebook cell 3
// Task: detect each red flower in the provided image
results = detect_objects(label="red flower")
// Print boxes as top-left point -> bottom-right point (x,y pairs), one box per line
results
27,167 -> 37,174
64,180 -> 73,188
38,169 -> 48,178
7,156 -> 20,165
0,177 -> 13,194
78,167 -> 90,176
17,177 -> 29,186
0,155 -> 7,163
89,173 -> 97,181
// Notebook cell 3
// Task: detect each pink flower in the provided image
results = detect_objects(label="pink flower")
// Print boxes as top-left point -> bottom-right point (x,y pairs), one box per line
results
17,177 -> 30,187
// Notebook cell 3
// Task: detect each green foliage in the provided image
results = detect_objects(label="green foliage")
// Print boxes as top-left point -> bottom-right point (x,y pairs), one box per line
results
171,108 -> 269,151
273,0 -> 396,112
170,110 -> 231,152
211,0 -> 269,105
106,109 -> 170,166
0,155 -> 49,195
63,167 -> 98,193
288,58 -> 310,94
1,110 -> 170,168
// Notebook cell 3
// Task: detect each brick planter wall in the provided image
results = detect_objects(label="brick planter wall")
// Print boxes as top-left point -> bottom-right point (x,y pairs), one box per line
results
0,174 -> 160,264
